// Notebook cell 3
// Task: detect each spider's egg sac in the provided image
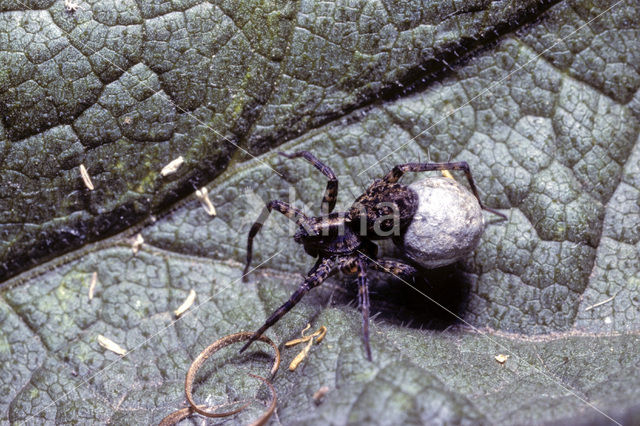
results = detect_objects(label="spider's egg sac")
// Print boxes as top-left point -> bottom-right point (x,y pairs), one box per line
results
395,177 -> 484,268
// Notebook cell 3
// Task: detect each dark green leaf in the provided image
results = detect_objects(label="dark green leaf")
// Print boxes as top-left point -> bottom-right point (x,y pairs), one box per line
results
2,0 -> 639,424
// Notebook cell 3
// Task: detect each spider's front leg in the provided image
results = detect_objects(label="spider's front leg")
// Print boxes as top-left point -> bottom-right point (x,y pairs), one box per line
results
279,151 -> 339,213
349,255 -> 415,361
243,200 -> 311,281
239,257 -> 335,353
356,256 -> 373,361
383,161 -> 507,219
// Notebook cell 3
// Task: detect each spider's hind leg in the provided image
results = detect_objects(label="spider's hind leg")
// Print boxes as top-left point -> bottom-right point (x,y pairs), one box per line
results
356,256 -> 373,361
370,258 -> 417,280
243,200 -> 310,281
239,257 -> 334,353
383,161 -> 506,219
279,151 -> 339,213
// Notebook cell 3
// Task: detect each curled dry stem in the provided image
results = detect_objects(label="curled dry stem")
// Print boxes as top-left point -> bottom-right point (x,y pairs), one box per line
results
159,332 -> 281,426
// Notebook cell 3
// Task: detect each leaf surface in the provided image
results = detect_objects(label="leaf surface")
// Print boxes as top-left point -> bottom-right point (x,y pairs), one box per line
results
2,0 -> 639,424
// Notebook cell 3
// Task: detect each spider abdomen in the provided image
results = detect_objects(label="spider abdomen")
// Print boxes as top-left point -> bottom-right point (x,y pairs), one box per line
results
348,181 -> 418,239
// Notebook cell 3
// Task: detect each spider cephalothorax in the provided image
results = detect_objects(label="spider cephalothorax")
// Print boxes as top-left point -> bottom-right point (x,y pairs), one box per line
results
240,151 -> 505,360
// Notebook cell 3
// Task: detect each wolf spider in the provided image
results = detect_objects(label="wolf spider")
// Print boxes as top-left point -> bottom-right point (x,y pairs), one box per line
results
239,151 -> 505,360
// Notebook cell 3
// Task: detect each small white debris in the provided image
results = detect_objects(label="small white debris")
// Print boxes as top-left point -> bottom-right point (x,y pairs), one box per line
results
312,386 -> 330,405
97,335 -> 127,356
285,325 -> 327,371
174,289 -> 196,317
79,164 -> 94,190
585,295 -> 616,311
195,186 -> 217,216
64,0 -> 83,13
289,337 -> 314,371
131,233 -> 144,254
495,354 -> 509,364
440,169 -> 454,179
160,156 -> 184,176
88,271 -> 98,301
604,316 -> 612,324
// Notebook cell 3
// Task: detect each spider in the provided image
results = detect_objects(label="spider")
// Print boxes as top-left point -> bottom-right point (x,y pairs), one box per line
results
239,151 -> 506,360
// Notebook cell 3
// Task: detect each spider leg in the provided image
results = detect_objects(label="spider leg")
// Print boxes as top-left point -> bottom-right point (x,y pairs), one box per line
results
239,257 -> 335,353
369,258 -> 417,280
383,161 -> 507,219
356,256 -> 373,361
337,255 -> 358,275
243,200 -> 311,281
279,151 -> 339,213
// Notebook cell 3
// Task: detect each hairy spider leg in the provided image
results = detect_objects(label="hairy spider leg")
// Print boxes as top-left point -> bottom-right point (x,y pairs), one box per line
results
369,258 -> 418,279
279,151 -> 339,214
239,257 -> 335,353
356,256 -> 373,361
383,161 -> 507,219
243,200 -> 311,281
337,255 -> 358,274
